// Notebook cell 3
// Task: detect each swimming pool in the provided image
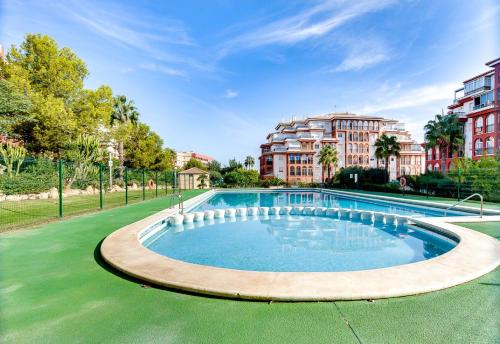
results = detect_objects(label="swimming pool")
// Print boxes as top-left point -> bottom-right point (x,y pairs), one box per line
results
188,190 -> 466,217
144,214 -> 456,272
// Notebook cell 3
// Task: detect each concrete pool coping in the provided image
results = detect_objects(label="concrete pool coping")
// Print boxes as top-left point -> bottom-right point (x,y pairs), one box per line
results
101,189 -> 500,301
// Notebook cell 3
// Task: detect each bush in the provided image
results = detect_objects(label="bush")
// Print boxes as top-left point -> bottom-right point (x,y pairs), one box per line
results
260,177 -> 285,188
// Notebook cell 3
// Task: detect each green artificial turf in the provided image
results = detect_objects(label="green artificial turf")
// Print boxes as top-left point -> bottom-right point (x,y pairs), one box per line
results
1,195 -> 498,343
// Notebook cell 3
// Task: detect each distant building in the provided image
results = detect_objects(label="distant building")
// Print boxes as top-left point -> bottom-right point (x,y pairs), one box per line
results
175,151 -> 214,169
259,112 -> 425,184
0,44 -> 4,61
178,167 -> 210,189
426,57 -> 500,172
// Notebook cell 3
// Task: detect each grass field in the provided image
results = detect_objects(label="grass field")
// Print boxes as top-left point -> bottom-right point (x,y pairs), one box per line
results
1,192 -> 498,343
0,188 -> 180,232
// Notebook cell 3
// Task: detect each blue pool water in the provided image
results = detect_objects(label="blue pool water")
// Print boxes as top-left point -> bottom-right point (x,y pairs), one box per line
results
188,191 -> 466,217
145,215 -> 457,272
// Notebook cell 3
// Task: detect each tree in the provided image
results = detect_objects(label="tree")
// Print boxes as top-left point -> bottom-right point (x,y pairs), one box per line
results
72,85 -> 113,135
374,134 -> 401,182
0,79 -> 33,137
318,145 -> 338,182
63,134 -> 102,188
0,142 -> 27,177
111,95 -> 139,177
244,156 -> 255,170
198,174 -> 208,189
424,114 -> 464,173
183,158 -> 206,171
124,123 -> 166,169
4,34 -> 88,101
208,160 -> 221,172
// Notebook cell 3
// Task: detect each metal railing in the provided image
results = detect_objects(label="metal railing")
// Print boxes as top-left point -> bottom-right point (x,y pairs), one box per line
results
445,193 -> 483,218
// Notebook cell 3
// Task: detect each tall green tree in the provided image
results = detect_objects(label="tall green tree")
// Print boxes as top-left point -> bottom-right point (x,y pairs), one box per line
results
424,113 -> 464,173
244,156 -> 255,170
318,145 -> 338,181
111,95 -> 139,176
374,134 -> 401,182
0,79 -> 33,137
72,85 -> 113,135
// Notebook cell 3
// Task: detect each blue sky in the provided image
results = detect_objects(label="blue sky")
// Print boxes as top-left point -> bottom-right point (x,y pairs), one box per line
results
1,0 -> 499,163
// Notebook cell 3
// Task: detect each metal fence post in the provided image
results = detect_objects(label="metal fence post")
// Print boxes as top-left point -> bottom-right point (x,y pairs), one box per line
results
142,169 -> 146,201
99,163 -> 103,209
165,171 -> 168,195
155,171 -> 158,198
457,167 -> 461,201
58,159 -> 63,218
125,167 -> 128,205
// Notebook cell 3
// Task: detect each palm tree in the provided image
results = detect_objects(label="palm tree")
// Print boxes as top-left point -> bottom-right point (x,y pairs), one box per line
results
244,156 -> 255,170
111,95 -> 139,178
318,145 -> 338,182
424,113 -> 464,173
198,173 -> 208,189
374,134 -> 401,182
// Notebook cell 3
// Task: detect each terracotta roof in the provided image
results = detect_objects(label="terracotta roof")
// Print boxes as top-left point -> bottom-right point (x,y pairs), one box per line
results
178,167 -> 208,174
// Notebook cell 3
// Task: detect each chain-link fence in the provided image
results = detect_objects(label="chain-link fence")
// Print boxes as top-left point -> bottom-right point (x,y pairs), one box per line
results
0,156 -> 179,231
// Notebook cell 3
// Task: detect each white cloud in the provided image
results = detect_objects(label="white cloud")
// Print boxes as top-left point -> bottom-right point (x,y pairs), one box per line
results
140,63 -> 186,78
223,89 -> 238,99
217,0 -> 397,57
334,39 -> 391,72
358,82 -> 456,113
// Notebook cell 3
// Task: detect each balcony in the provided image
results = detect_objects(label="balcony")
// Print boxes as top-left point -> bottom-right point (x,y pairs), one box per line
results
464,76 -> 492,96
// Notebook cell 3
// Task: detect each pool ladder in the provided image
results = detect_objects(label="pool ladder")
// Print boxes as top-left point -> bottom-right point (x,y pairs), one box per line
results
169,191 -> 184,214
444,193 -> 483,218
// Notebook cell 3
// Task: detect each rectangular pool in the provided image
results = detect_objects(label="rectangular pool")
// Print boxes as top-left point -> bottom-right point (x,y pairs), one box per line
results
188,190 -> 467,217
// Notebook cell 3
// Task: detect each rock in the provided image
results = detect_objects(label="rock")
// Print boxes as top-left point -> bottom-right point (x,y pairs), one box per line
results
130,183 -> 138,190
28,194 -> 38,200
49,187 -> 59,199
0,194 -> 6,202
85,185 -> 94,194
6,195 -> 21,202
38,192 -> 49,200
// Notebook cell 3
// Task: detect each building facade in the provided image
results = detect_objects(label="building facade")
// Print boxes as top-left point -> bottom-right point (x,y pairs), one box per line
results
175,151 -> 214,169
426,57 -> 500,172
259,113 -> 425,184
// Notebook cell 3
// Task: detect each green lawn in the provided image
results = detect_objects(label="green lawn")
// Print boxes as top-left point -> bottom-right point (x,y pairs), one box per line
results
338,189 -> 500,211
0,188 -> 180,232
1,196 -> 498,343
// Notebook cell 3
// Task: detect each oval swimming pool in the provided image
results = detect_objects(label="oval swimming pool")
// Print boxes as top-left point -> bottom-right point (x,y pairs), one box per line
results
144,214 -> 457,272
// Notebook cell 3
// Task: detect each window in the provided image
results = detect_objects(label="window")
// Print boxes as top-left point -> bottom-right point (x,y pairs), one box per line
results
302,167 -> 307,176
296,166 -> 301,176
358,156 -> 363,164
475,117 -> 483,134
307,155 -> 313,164
353,143 -> 358,153
308,167 -> 313,176
363,121 -> 368,130
289,155 -> 295,164
486,114 -> 494,133
353,132 -> 358,141
352,121 -> 357,130
290,166 -> 295,176
314,144 -> 320,149
301,154 -> 307,164
374,122 -> 379,130
348,143 -> 352,153
486,137 -> 494,154
427,164 -> 433,171
474,139 -> 483,156
347,156 -> 352,164
369,121 -> 373,130
358,120 -> 362,130
434,163 -> 439,171
341,120 -> 346,129
347,120 -> 352,129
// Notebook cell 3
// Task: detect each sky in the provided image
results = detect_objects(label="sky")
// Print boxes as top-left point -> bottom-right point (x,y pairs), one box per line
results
1,0 -> 499,164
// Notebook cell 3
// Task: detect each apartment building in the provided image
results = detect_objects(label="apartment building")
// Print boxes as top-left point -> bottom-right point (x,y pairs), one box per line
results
175,151 -> 214,169
426,57 -> 500,172
259,113 -> 425,184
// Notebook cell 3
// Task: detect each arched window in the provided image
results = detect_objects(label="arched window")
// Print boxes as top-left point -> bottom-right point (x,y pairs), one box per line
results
427,164 -> 432,171
308,167 -> 313,176
363,121 -> 368,130
475,117 -> 483,134
296,166 -> 301,176
353,143 -> 358,153
474,139 -> 483,156
348,156 -> 352,164
369,121 -> 373,130
353,132 -> 358,141
364,155 -> 369,164
336,120 -> 340,129
364,133 -> 369,141
347,120 -> 351,129
302,166 -> 307,175
486,114 -> 494,132
348,143 -> 352,153
358,156 -> 363,164
348,132 -> 352,141
341,120 -> 346,129
307,155 -> 313,164
433,163 -> 439,171
365,144 -> 369,153
358,120 -> 362,129
290,166 -> 295,176
374,122 -> 379,130
486,137 -> 494,154
352,121 -> 357,130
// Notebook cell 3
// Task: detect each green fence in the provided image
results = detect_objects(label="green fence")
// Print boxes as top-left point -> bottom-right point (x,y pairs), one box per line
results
0,156 -> 179,231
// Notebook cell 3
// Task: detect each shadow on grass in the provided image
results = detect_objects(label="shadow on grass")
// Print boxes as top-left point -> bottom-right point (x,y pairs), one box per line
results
93,238 -> 267,303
